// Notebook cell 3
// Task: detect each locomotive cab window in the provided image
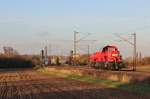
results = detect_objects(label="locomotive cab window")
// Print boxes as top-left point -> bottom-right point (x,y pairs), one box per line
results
108,48 -> 116,52
102,46 -> 116,52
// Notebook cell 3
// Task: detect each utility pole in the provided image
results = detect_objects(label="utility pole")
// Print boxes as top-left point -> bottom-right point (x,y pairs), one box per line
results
74,31 -> 78,56
87,45 -> 90,66
45,46 -> 48,58
133,33 -> 137,71
114,33 -> 137,71
73,31 -> 78,66
44,46 -> 49,65
88,45 -> 90,57
41,49 -> 44,66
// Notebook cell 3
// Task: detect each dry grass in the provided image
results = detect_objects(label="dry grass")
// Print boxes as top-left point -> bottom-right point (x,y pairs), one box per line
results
38,67 -> 150,94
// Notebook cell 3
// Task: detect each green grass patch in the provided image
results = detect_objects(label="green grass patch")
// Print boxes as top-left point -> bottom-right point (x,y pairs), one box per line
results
68,74 -> 123,88
118,83 -> 150,94
37,68 -> 150,94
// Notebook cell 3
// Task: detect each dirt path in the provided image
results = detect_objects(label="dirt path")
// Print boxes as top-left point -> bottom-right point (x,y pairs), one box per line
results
0,69 -> 149,99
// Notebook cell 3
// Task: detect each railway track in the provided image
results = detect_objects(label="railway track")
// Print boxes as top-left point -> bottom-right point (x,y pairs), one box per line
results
49,65 -> 150,74
0,68 -> 149,99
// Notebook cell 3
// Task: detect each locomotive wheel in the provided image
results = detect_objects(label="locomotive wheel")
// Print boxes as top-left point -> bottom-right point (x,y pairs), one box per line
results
108,62 -> 114,70
95,62 -> 105,69
92,62 -> 121,71
106,62 -> 120,71
90,62 -> 95,67
101,62 -> 105,69
103,62 -> 111,70
118,62 -> 124,69
95,62 -> 101,69
114,62 -> 120,71
104,62 -> 108,69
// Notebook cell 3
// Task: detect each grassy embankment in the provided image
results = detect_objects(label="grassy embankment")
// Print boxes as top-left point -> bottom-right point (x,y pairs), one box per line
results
37,67 -> 150,94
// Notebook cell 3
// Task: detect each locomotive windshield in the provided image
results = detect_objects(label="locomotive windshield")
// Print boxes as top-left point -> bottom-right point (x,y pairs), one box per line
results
108,47 -> 116,52
102,46 -> 117,52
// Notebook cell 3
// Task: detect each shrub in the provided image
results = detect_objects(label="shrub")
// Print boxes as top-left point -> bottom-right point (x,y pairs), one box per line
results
0,56 -> 35,68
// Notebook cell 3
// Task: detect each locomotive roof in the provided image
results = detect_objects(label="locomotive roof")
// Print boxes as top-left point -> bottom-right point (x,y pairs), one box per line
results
103,45 -> 117,49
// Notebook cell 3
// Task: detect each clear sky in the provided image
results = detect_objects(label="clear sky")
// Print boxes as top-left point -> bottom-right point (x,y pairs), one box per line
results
0,0 -> 150,57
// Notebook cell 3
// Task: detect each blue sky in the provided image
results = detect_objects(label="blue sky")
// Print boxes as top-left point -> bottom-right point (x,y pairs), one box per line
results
0,0 -> 150,57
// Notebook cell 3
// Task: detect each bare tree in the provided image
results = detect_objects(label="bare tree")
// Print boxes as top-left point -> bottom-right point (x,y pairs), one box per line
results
3,46 -> 19,57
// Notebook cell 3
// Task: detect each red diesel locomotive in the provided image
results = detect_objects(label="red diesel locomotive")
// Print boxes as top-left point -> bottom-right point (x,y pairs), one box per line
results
90,45 -> 123,70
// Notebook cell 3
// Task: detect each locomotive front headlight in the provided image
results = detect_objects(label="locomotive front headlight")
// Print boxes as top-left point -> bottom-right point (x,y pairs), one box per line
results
112,54 -> 118,57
